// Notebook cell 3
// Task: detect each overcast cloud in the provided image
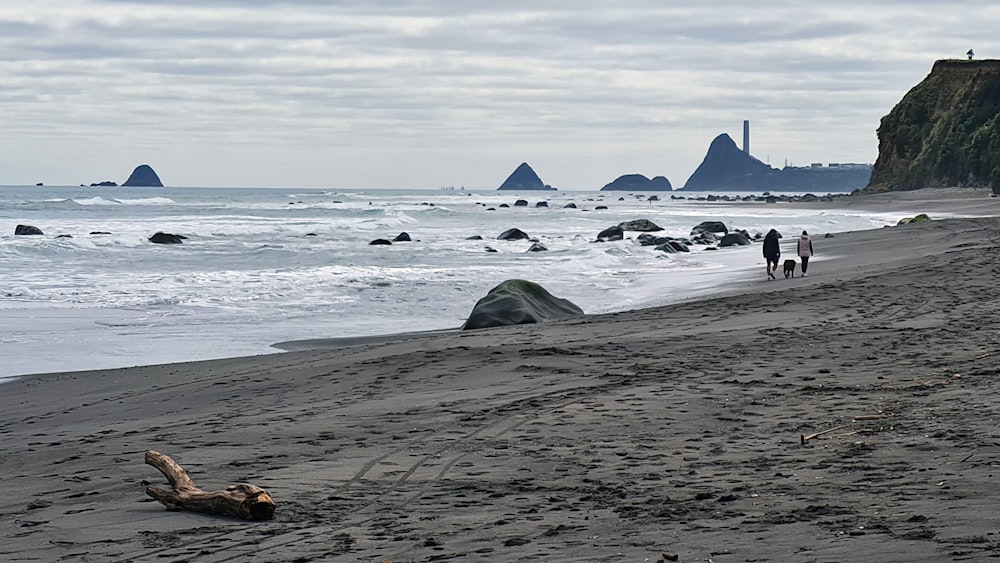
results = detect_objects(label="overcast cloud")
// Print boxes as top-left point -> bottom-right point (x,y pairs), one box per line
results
1,1 -> 996,189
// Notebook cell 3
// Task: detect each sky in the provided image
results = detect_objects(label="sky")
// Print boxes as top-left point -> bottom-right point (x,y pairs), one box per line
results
2,1 -> 998,190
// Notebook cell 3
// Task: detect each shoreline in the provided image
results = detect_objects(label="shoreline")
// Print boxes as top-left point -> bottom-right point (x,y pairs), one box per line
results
4,189 -> 1000,561
272,187 -> 1000,355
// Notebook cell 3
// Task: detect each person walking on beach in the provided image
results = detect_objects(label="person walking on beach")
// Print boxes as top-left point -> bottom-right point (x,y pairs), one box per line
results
762,229 -> 780,280
798,230 -> 814,276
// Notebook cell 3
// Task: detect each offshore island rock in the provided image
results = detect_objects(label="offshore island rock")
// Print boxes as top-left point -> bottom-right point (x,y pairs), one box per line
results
123,164 -> 164,187
600,174 -> 673,191
497,163 -> 556,191
681,134 -> 870,192
462,279 -> 584,330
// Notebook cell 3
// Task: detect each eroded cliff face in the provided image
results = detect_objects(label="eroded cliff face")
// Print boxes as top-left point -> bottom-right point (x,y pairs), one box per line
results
867,60 -> 1000,192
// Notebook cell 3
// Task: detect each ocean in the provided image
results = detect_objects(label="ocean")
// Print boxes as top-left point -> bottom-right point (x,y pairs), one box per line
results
0,185 -> 918,380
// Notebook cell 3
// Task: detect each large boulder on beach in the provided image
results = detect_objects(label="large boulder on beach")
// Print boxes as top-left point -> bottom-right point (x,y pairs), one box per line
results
462,279 -> 584,330
122,164 -> 164,187
15,224 -> 44,236
897,213 -> 932,225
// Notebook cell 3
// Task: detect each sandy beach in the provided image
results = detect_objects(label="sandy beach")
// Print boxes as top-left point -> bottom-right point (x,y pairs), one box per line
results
4,189 -> 1000,562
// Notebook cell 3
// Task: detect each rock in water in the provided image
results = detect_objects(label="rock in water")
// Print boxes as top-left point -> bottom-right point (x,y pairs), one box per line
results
123,164 -> 164,187
618,219 -> 663,232
149,232 -> 185,244
15,224 -> 44,236
497,228 -> 530,241
462,279 -> 584,330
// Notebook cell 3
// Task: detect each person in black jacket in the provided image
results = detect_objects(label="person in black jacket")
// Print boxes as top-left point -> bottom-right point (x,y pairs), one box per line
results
762,229 -> 780,280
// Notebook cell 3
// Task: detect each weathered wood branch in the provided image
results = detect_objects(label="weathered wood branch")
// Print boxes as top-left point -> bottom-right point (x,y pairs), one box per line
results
800,424 -> 849,445
144,450 -> 275,521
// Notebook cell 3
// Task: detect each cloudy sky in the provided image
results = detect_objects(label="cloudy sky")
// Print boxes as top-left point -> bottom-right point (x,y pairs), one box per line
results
1,2 -> 996,189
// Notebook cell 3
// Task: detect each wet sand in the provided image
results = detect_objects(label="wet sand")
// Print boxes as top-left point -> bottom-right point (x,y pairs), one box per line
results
3,189 -> 1000,562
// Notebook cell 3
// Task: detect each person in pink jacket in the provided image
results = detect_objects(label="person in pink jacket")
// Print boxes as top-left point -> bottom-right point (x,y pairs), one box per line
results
797,231 -> 814,276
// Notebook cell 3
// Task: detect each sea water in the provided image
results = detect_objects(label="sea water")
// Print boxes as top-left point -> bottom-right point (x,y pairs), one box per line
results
0,185 -> 917,380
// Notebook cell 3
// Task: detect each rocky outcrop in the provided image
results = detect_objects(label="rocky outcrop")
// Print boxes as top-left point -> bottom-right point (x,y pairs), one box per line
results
867,59 -> 1000,192
123,164 -> 164,187
681,133 -> 870,192
461,279 -> 584,330
600,174 -> 673,191
90,181 -> 118,187
497,163 -> 556,191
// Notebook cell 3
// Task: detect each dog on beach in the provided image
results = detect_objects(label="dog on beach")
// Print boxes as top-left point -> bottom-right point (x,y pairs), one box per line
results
783,259 -> 797,278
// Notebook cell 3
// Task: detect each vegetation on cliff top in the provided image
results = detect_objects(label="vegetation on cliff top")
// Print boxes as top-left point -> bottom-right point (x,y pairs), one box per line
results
867,60 -> 1000,192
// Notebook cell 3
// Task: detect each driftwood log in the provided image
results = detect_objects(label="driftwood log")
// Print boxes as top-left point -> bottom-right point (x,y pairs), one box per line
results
144,450 -> 275,521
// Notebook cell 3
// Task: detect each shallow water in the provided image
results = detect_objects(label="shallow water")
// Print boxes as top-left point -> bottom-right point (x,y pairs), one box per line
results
0,185 -> 914,379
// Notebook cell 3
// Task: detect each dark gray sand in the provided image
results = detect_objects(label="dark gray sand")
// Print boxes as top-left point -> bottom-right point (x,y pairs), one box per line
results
4,190 -> 1000,562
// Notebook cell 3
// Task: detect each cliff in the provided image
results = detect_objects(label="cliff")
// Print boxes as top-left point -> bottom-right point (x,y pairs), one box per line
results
867,59 -> 1000,192
497,162 -> 555,191
600,174 -> 672,191
123,164 -> 164,187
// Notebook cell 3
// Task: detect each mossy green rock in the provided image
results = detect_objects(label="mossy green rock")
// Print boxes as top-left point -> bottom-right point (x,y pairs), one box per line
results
897,213 -> 932,225
867,60 -> 1000,192
462,279 -> 584,330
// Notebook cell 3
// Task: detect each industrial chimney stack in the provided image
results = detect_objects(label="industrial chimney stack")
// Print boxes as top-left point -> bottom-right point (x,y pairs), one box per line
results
743,120 -> 750,155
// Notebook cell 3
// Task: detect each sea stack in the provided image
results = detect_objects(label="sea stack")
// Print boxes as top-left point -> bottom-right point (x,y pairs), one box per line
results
497,162 -> 556,191
122,164 -> 164,187
681,134 -> 776,190
681,132 -> 871,192
867,59 -> 1000,193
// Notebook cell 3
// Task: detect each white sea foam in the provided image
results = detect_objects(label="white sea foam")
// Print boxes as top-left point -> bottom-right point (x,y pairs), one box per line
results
0,185 -> 923,380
